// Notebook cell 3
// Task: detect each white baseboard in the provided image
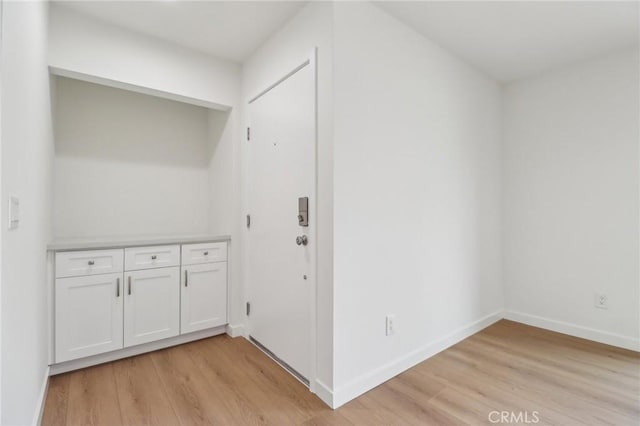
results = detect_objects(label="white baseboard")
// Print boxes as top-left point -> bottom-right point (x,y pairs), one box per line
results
504,310 -> 640,352
331,310 -> 503,409
226,323 -> 246,338
50,326 -> 227,375
313,379 -> 334,408
33,366 -> 50,426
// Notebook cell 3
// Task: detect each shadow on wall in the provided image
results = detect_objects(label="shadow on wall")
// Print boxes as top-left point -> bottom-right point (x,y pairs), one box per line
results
207,106 -> 230,162
51,75 -> 232,239
53,75 -> 230,167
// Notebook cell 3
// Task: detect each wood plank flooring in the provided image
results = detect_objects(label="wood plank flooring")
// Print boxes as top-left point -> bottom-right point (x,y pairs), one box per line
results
42,320 -> 640,425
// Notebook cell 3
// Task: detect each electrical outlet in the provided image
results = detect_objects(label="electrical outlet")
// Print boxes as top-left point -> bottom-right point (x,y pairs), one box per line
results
594,293 -> 608,309
8,196 -> 19,230
385,315 -> 395,336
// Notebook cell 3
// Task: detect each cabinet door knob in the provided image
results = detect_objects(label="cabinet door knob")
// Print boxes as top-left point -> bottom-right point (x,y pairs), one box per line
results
88,260 -> 95,266
151,255 -> 157,260
204,251 -> 209,256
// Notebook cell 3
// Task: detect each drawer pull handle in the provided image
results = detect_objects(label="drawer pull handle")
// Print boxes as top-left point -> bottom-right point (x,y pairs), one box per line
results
185,270 -> 188,287
204,251 -> 209,256
116,278 -> 120,297
88,260 -> 95,266
128,276 -> 132,295
151,255 -> 157,260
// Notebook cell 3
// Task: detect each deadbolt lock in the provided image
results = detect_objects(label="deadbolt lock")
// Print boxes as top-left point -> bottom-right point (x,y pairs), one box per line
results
298,197 -> 309,227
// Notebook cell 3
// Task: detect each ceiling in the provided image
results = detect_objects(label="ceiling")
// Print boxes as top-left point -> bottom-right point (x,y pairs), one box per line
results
55,1 -> 638,81
54,1 -> 309,63
375,1 -> 639,82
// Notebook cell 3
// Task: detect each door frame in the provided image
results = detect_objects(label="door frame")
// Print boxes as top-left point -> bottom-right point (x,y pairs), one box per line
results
246,48 -> 318,393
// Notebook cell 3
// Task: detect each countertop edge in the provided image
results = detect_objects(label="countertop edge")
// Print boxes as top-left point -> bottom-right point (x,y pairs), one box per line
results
47,235 -> 231,252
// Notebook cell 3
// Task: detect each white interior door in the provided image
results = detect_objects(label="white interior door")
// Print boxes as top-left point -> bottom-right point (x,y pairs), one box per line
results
248,57 -> 315,384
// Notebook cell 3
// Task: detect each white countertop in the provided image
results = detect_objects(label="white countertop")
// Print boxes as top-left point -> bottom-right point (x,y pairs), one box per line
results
48,234 -> 231,251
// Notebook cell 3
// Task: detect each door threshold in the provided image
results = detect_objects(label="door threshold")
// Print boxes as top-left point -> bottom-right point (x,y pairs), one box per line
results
249,336 -> 309,387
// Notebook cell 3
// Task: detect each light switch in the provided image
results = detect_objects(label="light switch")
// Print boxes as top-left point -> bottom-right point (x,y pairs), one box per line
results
8,196 -> 19,230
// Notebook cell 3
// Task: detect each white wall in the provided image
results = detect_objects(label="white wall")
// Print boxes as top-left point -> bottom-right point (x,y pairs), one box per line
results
53,76 -> 219,239
503,48 -> 640,350
207,109 -> 235,235
0,0 -> 3,419
241,1 -> 334,399
48,5 -> 238,109
332,2 -> 503,406
1,1 -> 54,424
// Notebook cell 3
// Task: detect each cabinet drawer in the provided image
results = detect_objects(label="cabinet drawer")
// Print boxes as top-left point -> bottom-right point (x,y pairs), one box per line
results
125,245 -> 180,271
56,249 -> 124,278
181,242 -> 227,265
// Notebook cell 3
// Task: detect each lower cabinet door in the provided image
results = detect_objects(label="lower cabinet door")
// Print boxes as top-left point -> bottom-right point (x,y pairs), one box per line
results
55,272 -> 124,363
124,267 -> 180,347
181,262 -> 227,334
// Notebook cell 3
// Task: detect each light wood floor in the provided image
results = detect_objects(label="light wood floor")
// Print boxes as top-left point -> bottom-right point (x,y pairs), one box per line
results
42,320 -> 640,425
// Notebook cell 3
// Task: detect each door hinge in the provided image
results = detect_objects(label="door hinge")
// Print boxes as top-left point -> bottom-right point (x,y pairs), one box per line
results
246,302 -> 251,317
247,127 -> 250,141
246,214 -> 251,228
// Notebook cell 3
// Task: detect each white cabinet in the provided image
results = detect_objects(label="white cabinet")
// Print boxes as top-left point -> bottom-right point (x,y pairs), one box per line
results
181,242 -> 227,265
181,261 -> 227,334
53,239 -> 228,367
55,272 -> 123,363
124,267 -> 180,347
56,249 -> 123,278
124,245 -> 180,271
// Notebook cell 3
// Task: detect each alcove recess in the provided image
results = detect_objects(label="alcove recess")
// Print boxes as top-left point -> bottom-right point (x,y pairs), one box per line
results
50,73 -> 234,241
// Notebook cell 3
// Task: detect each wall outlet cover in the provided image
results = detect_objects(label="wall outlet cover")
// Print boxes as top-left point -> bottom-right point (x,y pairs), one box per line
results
594,293 -> 608,309
8,196 -> 19,230
385,314 -> 395,336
